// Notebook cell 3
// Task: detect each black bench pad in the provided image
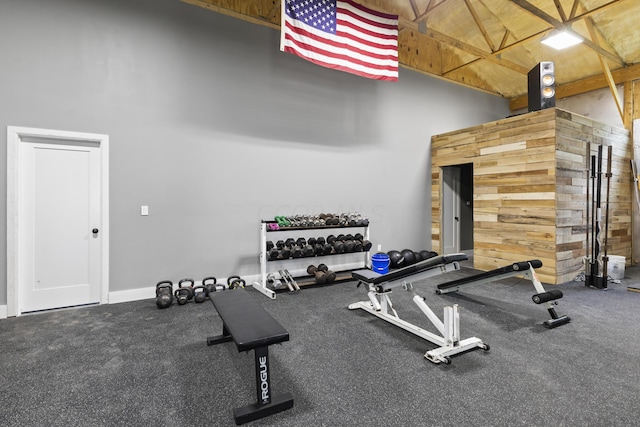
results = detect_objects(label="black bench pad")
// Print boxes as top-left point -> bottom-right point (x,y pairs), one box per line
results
352,253 -> 468,285
437,259 -> 542,290
210,290 -> 289,352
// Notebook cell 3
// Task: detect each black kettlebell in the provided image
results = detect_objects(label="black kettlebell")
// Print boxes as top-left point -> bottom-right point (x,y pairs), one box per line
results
155,280 -> 174,309
178,278 -> 195,301
227,275 -> 245,290
202,277 -> 218,294
174,287 -> 191,305
192,285 -> 208,303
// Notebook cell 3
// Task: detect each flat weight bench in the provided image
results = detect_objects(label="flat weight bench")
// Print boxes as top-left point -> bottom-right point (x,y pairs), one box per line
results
435,260 -> 570,329
207,289 -> 293,425
349,253 -> 489,365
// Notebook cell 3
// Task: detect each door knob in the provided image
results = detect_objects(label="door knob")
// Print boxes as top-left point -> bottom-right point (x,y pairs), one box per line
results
92,228 -> 99,234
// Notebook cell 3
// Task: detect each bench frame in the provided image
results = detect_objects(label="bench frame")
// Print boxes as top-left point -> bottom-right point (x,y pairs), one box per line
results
436,260 -> 570,329
349,255 -> 488,364
207,290 -> 294,425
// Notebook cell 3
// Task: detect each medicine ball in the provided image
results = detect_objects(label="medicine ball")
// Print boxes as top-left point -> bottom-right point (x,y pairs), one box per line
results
387,250 -> 404,269
400,249 -> 416,266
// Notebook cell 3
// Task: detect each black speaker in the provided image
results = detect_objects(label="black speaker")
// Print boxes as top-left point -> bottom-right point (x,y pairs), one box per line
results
527,61 -> 556,112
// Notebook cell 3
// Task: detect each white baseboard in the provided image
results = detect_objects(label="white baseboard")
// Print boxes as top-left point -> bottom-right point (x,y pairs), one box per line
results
0,305 -> 7,319
108,287 -> 156,304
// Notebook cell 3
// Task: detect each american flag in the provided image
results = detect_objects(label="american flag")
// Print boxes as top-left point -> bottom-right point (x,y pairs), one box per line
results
280,0 -> 399,81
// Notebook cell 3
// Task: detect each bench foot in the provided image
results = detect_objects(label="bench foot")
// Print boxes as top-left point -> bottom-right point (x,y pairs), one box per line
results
233,392 -> 294,425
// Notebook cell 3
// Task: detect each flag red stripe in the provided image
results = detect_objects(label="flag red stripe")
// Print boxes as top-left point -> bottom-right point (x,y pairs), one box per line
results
337,6 -> 398,33
336,19 -> 397,48
284,33 -> 398,72
283,46 -> 398,81
285,22 -> 398,62
341,0 -> 398,21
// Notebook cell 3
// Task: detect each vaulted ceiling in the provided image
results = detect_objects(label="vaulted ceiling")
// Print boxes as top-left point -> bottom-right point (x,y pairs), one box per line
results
181,0 -> 640,119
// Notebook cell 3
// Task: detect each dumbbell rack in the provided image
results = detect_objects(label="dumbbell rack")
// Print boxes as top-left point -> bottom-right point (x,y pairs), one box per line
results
252,220 -> 371,299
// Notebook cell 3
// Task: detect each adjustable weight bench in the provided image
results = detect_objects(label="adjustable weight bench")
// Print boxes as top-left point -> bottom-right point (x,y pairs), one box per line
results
436,260 -> 570,329
349,253 -> 489,365
207,289 -> 294,425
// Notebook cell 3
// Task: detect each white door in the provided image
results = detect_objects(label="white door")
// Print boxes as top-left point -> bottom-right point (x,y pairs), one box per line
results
7,127 -> 109,316
442,166 -> 461,254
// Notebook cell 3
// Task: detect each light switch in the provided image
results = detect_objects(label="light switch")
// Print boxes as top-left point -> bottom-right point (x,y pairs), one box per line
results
141,205 -> 149,216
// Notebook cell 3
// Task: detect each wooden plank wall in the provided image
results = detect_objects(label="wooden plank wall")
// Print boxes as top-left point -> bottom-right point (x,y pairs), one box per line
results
431,108 -> 631,284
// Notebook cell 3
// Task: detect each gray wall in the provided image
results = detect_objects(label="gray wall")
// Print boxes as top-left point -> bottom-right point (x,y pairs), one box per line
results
0,0 -> 510,302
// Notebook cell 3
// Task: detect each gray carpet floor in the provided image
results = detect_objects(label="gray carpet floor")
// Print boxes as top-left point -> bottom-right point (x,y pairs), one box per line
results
1,261 -> 639,426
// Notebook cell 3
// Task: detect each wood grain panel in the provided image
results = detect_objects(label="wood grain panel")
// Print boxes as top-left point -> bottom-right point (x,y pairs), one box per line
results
431,108 -> 631,284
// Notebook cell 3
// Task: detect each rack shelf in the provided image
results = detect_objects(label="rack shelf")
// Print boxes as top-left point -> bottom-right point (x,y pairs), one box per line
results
251,220 -> 371,299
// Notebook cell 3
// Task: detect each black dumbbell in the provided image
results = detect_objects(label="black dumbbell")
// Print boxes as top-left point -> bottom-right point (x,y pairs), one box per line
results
323,243 -> 333,255
276,240 -> 285,249
333,241 -> 345,253
292,245 -> 304,258
280,247 -> 291,259
327,235 -> 337,244
302,244 -> 314,257
266,241 -> 274,251
314,244 -> 324,256
343,240 -> 355,253
193,285 -> 208,303
296,237 -> 307,247
362,240 -> 373,251
268,247 -> 279,260
307,237 -> 317,246
178,278 -> 195,301
155,280 -> 174,309
316,237 -> 326,245
284,238 -> 296,248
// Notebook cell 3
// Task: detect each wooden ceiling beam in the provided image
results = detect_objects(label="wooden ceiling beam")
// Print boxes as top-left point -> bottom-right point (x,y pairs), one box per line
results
426,28 -> 529,74
510,63 -> 640,111
569,0 -> 580,19
585,16 -> 625,66
510,0 -> 624,67
180,0 -> 279,29
463,0 -> 497,52
585,16 -> 623,120
414,0 -> 449,21
553,0 -> 568,22
499,30 -> 511,50
409,0 -> 421,19
510,0 -> 563,27
565,0 -> 622,25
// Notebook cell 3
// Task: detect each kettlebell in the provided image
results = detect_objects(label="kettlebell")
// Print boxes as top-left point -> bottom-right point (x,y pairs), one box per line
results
155,280 -> 174,309
193,285 -> 208,303
178,278 -> 195,301
174,287 -> 192,305
227,275 -> 246,290
202,276 -> 218,294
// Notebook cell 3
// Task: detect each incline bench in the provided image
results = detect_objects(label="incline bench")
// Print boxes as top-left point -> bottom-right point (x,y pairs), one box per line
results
349,253 -> 489,364
207,289 -> 294,425
435,259 -> 570,329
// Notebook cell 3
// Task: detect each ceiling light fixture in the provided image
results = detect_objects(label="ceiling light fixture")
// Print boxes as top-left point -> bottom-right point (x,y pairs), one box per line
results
541,29 -> 583,50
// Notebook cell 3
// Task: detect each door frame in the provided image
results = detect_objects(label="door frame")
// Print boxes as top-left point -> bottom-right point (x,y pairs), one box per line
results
7,126 -> 109,317
441,165 -> 461,254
